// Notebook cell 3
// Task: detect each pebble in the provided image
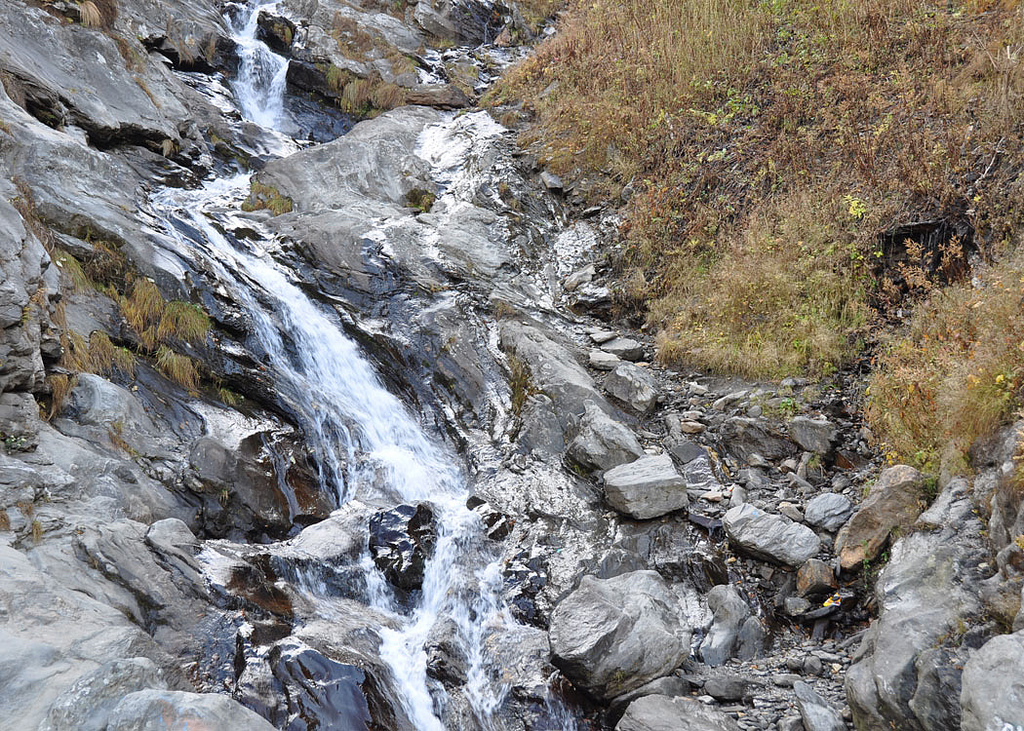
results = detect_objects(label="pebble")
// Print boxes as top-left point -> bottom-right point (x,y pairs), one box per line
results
680,421 -> 705,434
778,502 -> 803,522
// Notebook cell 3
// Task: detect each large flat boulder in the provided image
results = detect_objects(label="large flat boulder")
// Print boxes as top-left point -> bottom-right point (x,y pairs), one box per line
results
616,694 -> 741,731
603,454 -> 688,520
549,571 -> 696,700
723,504 -> 820,567
106,690 -> 277,731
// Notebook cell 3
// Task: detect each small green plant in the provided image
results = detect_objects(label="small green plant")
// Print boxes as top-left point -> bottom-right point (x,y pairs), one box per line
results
30,519 -> 43,543
0,511 -> 10,531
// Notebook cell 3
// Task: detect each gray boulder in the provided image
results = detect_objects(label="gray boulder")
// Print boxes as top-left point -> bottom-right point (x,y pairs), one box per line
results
723,504 -> 820,567
567,404 -> 645,472
700,584 -> 752,667
719,417 -> 798,463
846,479 -> 985,730
804,493 -> 854,532
590,349 -> 621,371
549,571 -> 695,699
835,465 -> 927,571
106,690 -> 277,731
793,681 -> 845,731
40,658 -> 167,731
601,337 -> 644,361
961,631 -> 1024,731
616,694 -> 741,731
604,363 -> 659,414
788,417 -> 837,454
910,647 -> 964,731
0,3 -> 187,144
603,454 -> 689,520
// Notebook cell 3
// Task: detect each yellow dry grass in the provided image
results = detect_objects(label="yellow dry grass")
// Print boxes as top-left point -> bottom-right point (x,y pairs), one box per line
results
493,0 -> 1024,379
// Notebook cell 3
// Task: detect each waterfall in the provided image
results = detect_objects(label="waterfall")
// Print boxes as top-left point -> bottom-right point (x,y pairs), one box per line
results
154,4 -> 571,728
229,0 -> 289,129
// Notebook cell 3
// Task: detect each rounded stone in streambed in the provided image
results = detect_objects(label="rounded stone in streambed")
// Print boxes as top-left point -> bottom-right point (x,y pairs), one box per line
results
549,571 -> 696,700
723,503 -> 821,567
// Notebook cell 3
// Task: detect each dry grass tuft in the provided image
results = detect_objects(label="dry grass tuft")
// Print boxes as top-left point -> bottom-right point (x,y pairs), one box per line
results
44,373 -> 78,421
155,346 -> 200,391
78,0 -> 102,27
158,301 -> 211,344
120,278 -> 164,349
867,254 -> 1024,473
507,354 -> 537,416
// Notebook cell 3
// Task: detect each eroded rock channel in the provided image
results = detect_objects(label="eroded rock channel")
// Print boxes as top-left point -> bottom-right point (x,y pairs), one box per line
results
2,1 -> 1023,730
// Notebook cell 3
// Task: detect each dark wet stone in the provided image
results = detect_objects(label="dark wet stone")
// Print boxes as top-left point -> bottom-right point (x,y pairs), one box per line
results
368,503 -> 436,594
503,549 -> 549,628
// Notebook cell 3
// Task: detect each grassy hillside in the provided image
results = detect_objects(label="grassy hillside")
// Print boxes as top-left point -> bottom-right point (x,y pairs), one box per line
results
491,0 -> 1024,470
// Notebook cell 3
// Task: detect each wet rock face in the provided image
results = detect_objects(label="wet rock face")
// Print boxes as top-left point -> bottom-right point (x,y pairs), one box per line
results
503,548 -> 549,628
368,503 -> 436,595
186,430 -> 330,540
549,570 -> 694,700
263,640 -> 388,731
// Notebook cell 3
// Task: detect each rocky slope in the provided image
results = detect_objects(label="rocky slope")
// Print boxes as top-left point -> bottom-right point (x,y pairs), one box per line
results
1,1 -> 1023,730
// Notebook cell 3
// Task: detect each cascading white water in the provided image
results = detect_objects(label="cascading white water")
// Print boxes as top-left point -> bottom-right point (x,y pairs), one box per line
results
156,173 -> 510,729
159,6 -> 575,728
229,0 -> 290,129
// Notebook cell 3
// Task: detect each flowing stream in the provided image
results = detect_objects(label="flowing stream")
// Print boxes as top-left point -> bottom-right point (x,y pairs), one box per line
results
151,1 -> 570,727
